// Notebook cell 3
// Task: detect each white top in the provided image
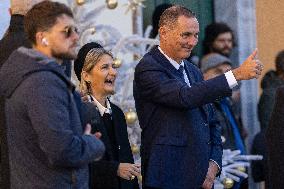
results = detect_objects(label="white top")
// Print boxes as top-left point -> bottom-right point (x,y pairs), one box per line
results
89,95 -> 112,116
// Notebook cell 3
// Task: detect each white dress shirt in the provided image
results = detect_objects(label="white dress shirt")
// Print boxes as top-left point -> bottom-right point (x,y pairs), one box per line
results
89,95 -> 112,116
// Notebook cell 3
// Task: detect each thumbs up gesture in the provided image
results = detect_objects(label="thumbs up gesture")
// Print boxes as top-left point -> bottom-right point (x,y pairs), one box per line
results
232,49 -> 263,81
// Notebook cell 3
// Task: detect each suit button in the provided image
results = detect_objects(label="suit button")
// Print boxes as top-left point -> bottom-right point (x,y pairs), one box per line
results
204,123 -> 209,127
118,145 -> 121,150
207,140 -> 212,144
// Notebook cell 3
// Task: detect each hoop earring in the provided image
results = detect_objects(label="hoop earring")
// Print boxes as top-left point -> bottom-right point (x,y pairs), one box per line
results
86,81 -> 92,95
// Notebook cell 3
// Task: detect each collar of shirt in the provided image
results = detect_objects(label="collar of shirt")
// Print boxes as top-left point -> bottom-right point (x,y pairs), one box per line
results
158,46 -> 184,70
89,95 -> 112,116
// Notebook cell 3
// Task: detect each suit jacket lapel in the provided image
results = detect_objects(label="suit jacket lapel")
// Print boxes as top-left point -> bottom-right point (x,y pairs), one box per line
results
183,62 -> 209,119
183,62 -> 196,85
150,47 -> 185,83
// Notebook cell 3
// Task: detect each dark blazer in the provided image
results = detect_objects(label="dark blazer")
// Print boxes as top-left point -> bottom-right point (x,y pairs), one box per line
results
133,47 -> 232,189
266,86 -> 284,189
81,101 -> 139,189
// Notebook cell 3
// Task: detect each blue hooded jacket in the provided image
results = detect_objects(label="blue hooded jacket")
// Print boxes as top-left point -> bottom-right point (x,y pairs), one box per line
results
0,47 -> 105,189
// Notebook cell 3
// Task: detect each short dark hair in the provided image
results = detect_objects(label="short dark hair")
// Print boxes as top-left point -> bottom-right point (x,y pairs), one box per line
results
24,0 -> 73,44
275,50 -> 284,72
150,3 -> 173,38
203,22 -> 236,55
158,5 -> 196,29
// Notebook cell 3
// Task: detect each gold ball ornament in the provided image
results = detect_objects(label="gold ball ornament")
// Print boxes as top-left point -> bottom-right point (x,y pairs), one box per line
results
76,0 -> 85,6
125,109 -> 137,125
106,0 -> 118,9
131,144 -> 139,154
237,166 -> 246,172
222,178 -> 234,189
113,58 -> 122,68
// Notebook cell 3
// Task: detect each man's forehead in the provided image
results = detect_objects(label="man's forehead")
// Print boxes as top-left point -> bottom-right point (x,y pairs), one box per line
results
175,16 -> 199,32
177,16 -> 198,24
217,32 -> 232,39
54,14 -> 75,27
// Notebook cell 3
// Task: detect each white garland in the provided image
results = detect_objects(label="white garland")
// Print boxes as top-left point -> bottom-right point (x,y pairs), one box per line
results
217,149 -> 263,183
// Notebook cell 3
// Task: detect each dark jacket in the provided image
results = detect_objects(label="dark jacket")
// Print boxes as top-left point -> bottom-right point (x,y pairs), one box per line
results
258,70 -> 284,130
0,15 -> 31,67
266,86 -> 284,189
0,15 -> 31,188
213,99 -> 245,151
133,46 -> 232,189
0,47 -> 105,189
252,70 -> 284,184
81,102 -> 139,189
251,131 -> 267,183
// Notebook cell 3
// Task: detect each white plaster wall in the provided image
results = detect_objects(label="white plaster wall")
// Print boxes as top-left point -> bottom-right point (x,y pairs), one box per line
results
58,0 -> 133,36
0,0 -> 133,38
0,0 -> 11,39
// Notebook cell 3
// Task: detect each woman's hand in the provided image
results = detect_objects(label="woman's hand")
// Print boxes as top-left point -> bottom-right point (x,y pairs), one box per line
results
117,163 -> 141,180
84,124 -> 102,139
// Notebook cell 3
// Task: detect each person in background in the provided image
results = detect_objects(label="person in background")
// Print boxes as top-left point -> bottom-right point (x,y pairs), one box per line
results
0,0 -> 42,67
201,53 -> 248,189
252,50 -> 284,188
149,3 -> 173,39
0,1 -> 105,188
202,22 -> 245,139
133,5 -> 262,189
266,87 -> 284,188
74,42 -> 140,189
202,22 -> 236,58
258,50 -> 284,134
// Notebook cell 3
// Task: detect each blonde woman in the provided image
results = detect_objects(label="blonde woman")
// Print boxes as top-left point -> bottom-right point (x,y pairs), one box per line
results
74,42 -> 140,189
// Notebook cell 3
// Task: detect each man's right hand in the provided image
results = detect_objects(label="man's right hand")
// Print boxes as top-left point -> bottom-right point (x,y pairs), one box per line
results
117,163 -> 141,180
232,49 -> 263,81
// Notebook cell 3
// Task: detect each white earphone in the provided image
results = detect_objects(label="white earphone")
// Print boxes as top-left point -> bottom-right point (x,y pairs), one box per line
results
42,38 -> 49,46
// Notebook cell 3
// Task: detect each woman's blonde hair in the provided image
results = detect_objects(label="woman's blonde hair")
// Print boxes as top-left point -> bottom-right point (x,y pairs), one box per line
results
79,48 -> 113,96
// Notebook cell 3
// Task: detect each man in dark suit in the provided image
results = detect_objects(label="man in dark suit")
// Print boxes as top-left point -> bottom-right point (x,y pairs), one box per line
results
133,5 -> 262,189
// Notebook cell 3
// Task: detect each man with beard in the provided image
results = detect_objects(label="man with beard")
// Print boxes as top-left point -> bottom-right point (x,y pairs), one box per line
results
133,5 -> 262,189
0,1 -> 105,188
203,22 -> 235,57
